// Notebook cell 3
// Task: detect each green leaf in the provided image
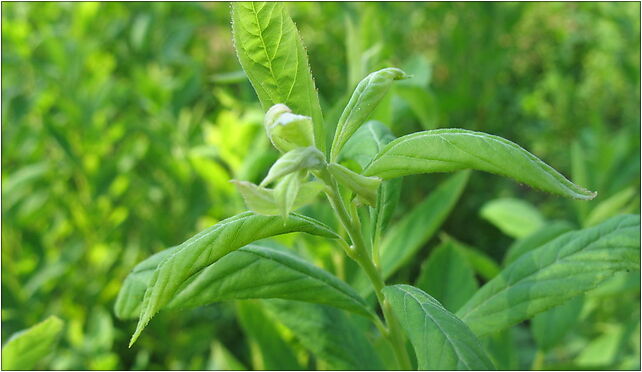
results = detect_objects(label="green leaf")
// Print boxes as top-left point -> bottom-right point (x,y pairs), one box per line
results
330,67 -> 409,161
231,2 -> 325,152
394,84 -> 439,130
380,171 -> 469,280
115,243 -> 373,320
263,299 -> 384,370
503,221 -> 574,266
129,212 -> 339,346
236,301 -> 302,370
263,104 -> 316,153
2,316 -> 64,370
207,340 -> 247,370
480,198 -> 545,239
457,214 -> 640,337
585,187 -> 637,227
440,234 -> 501,281
327,162 -> 381,207
339,120 -> 395,171
415,241 -> 479,312
231,181 -> 280,216
364,129 -> 597,200
383,285 -> 495,370
273,172 -> 301,219
260,146 -> 325,186
531,295 -> 584,352
338,120 -> 401,236
231,180 -> 325,216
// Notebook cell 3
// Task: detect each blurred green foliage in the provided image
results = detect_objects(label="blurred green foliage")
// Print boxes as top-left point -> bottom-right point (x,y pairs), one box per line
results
2,2 -> 639,370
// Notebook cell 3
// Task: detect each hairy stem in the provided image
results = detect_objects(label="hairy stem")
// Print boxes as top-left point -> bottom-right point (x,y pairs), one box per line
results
317,169 -> 412,370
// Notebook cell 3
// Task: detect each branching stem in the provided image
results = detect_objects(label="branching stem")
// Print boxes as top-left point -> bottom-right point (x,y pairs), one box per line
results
317,168 -> 412,370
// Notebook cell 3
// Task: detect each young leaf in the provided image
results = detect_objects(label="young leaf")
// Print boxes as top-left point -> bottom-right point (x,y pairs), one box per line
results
480,198 -> 545,239
231,181 -> 280,216
327,162 -> 381,206
260,146 -> 325,186
383,285 -> 495,370
364,129 -> 597,200
129,212 -> 340,346
339,120 -> 401,236
273,172 -> 301,219
503,221 -> 574,266
236,301 -> 302,370
339,120 -> 396,171
264,299 -> 384,370
231,2 -> 325,152
263,104 -> 316,153
2,316 -> 64,370
415,241 -> 479,312
457,214 -> 640,337
330,68 -> 409,161
232,180 -> 325,216
116,243 -> 373,319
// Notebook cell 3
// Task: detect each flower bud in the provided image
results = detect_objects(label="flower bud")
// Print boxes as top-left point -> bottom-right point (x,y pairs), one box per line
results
264,104 -> 315,153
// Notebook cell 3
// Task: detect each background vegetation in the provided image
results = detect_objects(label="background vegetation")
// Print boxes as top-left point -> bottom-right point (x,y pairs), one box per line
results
2,2 -> 640,370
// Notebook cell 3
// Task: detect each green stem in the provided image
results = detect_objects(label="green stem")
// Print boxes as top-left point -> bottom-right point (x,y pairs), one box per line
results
317,169 -> 412,370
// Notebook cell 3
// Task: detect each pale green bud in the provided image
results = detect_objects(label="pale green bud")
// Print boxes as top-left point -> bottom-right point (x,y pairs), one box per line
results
264,104 -> 315,153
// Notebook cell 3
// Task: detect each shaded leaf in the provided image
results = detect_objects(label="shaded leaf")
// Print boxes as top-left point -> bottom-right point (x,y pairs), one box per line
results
415,241 -> 479,312
457,215 -> 640,336
236,301 -> 302,370
503,221 -> 574,266
339,120 -> 395,171
264,299 -> 384,370
531,295 -> 584,351
384,285 -> 494,370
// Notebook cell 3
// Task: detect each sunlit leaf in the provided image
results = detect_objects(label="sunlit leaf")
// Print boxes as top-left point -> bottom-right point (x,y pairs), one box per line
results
116,243 -> 372,320
365,129 -> 597,200
129,212 -> 340,345
231,2 -> 325,151
480,198 -> 545,239
330,68 -> 409,161
2,316 -> 64,370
